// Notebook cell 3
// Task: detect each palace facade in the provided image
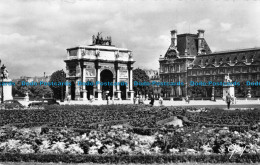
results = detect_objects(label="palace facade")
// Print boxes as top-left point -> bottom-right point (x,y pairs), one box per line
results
64,33 -> 135,100
159,29 -> 260,98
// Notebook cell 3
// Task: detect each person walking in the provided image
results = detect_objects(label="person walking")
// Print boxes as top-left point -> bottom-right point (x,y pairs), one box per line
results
67,94 -> 71,104
185,95 -> 190,104
226,93 -> 231,109
139,96 -> 144,104
159,96 -> 163,106
149,95 -> 155,106
133,96 -> 136,104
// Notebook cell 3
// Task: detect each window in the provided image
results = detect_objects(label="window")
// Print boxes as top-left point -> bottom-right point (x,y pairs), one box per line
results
219,58 -> 223,65
242,56 -> 246,62
212,59 -> 216,65
205,59 -> 209,65
226,57 -> 230,63
250,55 -> 254,62
234,57 -> 238,63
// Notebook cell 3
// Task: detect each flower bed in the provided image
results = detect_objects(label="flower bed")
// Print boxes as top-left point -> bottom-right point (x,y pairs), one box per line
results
0,105 -> 259,130
1,125 -> 260,162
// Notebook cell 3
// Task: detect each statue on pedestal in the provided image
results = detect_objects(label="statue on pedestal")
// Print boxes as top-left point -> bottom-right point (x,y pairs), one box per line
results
0,64 -> 13,101
1,65 -> 9,79
223,73 -> 235,104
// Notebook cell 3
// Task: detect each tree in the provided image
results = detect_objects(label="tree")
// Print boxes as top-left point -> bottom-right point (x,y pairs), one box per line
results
133,68 -> 150,96
12,79 -> 30,97
49,70 -> 66,100
12,79 -> 53,100
29,85 -> 53,100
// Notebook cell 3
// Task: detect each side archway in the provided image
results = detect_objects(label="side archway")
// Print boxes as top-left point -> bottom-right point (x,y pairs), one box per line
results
100,69 -> 113,99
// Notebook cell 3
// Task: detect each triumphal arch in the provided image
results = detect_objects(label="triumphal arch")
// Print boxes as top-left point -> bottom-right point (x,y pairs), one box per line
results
64,33 -> 135,100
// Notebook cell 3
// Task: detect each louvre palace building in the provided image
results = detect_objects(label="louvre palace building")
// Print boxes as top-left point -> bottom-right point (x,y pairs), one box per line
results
159,29 -> 260,99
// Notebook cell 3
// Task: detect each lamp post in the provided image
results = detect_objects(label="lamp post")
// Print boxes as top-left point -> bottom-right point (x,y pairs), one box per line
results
61,70 -> 65,102
1,65 -> 5,103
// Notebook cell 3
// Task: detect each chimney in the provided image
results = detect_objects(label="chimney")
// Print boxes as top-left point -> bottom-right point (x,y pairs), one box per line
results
170,30 -> 177,48
198,29 -> 205,54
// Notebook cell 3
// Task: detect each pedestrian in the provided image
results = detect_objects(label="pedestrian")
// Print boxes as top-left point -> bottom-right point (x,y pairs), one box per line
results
149,95 -> 155,106
139,95 -> 144,104
107,96 -> 110,105
159,96 -> 163,106
67,94 -> 71,103
226,93 -> 231,109
133,96 -> 136,104
90,95 -> 94,103
185,95 -> 190,104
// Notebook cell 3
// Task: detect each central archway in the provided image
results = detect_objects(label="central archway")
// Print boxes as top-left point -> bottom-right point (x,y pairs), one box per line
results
100,69 -> 113,99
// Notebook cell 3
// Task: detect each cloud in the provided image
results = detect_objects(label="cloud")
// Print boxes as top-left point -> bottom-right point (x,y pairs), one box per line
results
0,0 -> 260,78
220,23 -> 232,32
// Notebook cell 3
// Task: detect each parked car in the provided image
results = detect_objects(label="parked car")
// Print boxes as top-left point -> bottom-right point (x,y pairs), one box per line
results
0,100 -> 25,109
28,99 -> 59,108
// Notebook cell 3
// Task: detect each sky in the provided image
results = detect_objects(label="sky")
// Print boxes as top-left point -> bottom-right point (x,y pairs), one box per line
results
0,0 -> 260,78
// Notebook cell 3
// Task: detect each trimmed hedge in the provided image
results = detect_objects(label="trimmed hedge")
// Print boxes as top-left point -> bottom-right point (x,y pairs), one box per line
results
0,153 -> 259,163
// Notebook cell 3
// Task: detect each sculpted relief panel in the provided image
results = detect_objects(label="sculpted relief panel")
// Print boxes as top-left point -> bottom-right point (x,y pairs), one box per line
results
86,69 -> 96,77
119,65 -> 128,78
99,51 -> 115,61
81,49 -> 96,59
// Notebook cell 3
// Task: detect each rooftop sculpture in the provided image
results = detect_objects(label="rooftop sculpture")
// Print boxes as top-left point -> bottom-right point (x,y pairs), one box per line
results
92,32 -> 112,46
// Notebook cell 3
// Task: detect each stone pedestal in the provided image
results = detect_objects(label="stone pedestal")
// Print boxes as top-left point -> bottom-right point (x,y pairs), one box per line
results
223,85 -> 235,100
82,90 -> 88,101
0,79 -> 13,101
222,74 -> 235,100
25,92 -> 29,102
116,90 -> 121,100
97,90 -> 102,100
128,90 -> 134,100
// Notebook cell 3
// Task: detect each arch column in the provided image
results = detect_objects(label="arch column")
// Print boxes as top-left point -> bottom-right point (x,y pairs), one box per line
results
66,80 -> 69,98
128,67 -> 134,100
82,66 -> 88,100
116,66 -> 121,100
96,66 -> 102,100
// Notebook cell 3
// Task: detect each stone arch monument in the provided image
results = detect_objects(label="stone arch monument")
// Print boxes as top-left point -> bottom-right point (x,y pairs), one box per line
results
64,33 -> 135,101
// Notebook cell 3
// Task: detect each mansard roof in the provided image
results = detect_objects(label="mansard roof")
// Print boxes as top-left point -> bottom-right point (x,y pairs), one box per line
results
192,47 -> 260,67
164,33 -> 211,59
176,34 -> 211,56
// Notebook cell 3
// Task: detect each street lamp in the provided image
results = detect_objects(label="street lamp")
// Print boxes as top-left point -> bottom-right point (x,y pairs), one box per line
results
1,65 -> 5,103
61,69 -> 66,102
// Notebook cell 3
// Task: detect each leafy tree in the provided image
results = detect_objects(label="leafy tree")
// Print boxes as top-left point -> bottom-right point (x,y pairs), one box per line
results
133,68 -> 150,96
29,85 -> 53,100
12,79 -> 30,97
12,79 -> 53,100
49,70 -> 66,100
